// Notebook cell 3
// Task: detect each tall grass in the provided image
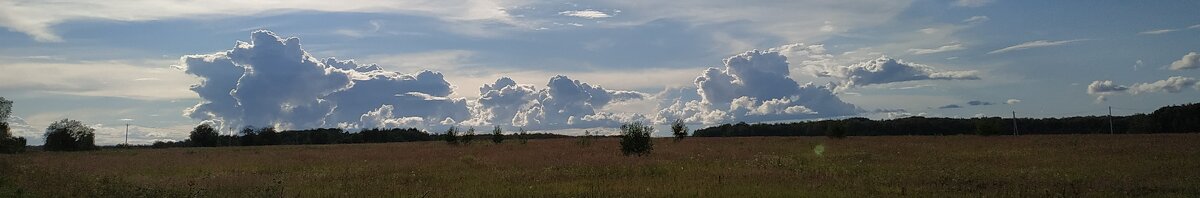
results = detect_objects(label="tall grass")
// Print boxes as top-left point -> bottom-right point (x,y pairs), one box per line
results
1,134 -> 1198,197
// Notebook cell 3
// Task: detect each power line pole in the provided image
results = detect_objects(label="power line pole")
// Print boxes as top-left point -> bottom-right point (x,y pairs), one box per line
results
1108,106 -> 1114,134
1011,111 -> 1019,136
123,123 -> 129,144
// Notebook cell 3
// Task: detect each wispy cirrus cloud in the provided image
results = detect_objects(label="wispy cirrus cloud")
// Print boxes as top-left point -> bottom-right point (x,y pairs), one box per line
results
908,43 -> 965,55
0,0 -> 523,42
559,10 -> 613,19
1138,29 -> 1177,35
988,39 -> 1087,54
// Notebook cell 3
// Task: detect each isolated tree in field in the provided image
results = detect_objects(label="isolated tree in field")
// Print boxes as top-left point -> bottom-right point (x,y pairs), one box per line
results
620,122 -> 653,156
576,130 -> 593,147
491,125 -> 504,144
0,97 -> 26,153
461,126 -> 475,145
517,127 -> 528,144
671,119 -> 688,142
444,126 -> 459,145
189,123 -> 220,147
43,119 -> 96,151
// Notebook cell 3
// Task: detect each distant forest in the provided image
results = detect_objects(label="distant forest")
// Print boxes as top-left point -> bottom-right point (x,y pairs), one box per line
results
151,127 -> 570,148
695,103 -> 1200,137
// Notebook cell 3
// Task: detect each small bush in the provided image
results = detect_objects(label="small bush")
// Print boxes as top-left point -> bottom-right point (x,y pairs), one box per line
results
461,127 -> 475,145
671,119 -> 688,142
491,126 -> 504,144
444,126 -> 459,145
620,122 -> 653,156
517,128 -> 529,145
576,130 -> 593,147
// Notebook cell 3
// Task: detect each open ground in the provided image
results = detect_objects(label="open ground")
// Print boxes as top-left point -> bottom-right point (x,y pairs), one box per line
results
2,134 -> 1198,197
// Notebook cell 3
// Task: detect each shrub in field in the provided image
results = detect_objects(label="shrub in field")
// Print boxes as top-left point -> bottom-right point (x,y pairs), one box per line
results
620,122 -> 653,156
43,119 -> 97,151
517,128 -> 529,145
189,123 -> 220,147
491,126 -> 504,144
444,126 -> 459,145
461,127 -> 475,145
671,119 -> 688,142
1,122 -> 26,153
576,130 -> 593,147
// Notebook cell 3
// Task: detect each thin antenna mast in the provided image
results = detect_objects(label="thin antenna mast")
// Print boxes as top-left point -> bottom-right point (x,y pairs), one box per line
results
1011,111 -> 1018,135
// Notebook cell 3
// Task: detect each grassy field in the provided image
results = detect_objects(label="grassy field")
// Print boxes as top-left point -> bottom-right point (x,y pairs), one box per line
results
1,134 -> 1199,197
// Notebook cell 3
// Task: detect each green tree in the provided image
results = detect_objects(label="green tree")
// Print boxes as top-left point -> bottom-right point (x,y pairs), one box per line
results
491,125 -> 504,144
0,97 -> 11,122
620,122 -> 654,156
517,127 -> 528,145
189,123 -> 220,147
974,118 -> 1003,136
0,97 -> 25,153
444,126 -> 459,145
576,130 -> 593,147
461,126 -> 476,145
43,119 -> 96,151
671,119 -> 688,142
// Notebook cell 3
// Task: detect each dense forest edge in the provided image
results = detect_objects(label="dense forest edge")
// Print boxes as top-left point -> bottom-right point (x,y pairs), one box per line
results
3,101 -> 1199,152
695,103 -> 1200,137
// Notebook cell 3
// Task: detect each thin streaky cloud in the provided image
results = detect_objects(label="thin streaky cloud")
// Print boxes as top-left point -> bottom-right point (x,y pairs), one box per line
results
908,43 -> 965,55
559,10 -> 612,19
988,39 -> 1088,54
1138,29 -> 1177,35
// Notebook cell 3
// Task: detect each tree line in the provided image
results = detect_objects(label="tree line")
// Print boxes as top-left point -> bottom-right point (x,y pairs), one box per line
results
695,102 -> 1200,137
164,125 -> 572,148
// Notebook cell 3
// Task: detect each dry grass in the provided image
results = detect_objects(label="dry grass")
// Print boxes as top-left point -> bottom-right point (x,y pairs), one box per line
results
2,134 -> 1199,197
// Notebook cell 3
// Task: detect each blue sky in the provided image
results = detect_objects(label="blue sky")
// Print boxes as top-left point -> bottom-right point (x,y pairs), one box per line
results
1,0 -> 1198,145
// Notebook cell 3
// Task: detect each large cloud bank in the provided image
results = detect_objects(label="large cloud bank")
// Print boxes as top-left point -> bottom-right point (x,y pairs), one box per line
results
468,76 -> 647,130
181,30 -> 646,131
1087,76 -> 1200,102
773,43 -> 979,90
181,31 -> 991,132
183,30 -> 471,130
655,50 -> 860,125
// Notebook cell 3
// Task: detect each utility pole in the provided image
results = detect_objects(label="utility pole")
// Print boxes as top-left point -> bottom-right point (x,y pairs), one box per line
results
124,123 -> 130,146
1011,111 -> 1019,135
1108,106 -> 1114,134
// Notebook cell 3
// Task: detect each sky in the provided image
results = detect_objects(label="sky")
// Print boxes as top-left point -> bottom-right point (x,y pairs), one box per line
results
1,0 -> 1198,145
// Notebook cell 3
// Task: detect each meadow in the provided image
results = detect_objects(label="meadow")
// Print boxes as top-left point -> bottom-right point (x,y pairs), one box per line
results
1,134 -> 1198,197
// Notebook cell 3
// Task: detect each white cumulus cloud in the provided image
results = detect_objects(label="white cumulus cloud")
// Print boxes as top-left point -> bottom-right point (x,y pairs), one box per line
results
1169,52 -> 1199,70
656,49 -> 860,125
181,30 -> 470,131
